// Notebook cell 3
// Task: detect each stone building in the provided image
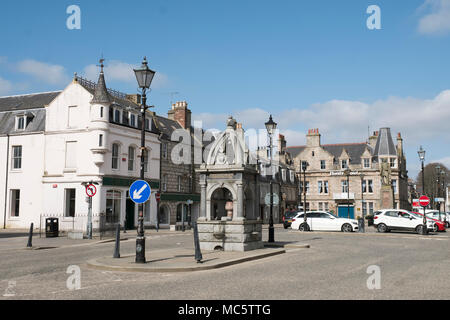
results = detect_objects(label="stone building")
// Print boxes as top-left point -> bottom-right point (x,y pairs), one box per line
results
0,66 -> 161,231
257,134 -> 298,222
287,128 -> 409,219
153,101 -> 201,230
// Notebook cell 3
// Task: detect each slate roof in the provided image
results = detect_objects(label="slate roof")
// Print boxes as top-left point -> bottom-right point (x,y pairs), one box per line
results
0,92 -> 60,135
373,127 -> 397,158
287,143 -> 371,164
0,91 -> 60,112
0,109 -> 46,134
154,115 -> 183,140
91,72 -> 111,104
76,77 -> 139,110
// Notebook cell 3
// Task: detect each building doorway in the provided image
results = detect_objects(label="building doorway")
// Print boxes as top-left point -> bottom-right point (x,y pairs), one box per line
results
338,206 -> 355,219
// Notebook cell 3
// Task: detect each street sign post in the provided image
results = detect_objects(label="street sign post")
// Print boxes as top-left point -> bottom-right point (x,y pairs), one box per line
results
419,195 -> 430,207
82,181 -> 99,240
419,195 -> 430,236
129,180 -> 151,204
85,184 -> 97,197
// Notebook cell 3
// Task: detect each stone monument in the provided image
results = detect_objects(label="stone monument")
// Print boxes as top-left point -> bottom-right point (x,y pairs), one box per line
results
196,116 -> 263,252
379,161 -> 395,209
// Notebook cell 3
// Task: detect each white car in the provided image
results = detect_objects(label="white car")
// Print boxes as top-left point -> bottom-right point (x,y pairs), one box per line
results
373,209 -> 434,234
423,210 -> 449,228
291,211 -> 359,232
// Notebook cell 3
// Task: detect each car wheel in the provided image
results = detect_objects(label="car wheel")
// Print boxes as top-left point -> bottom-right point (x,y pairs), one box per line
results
299,223 -> 310,232
377,223 -> 388,233
284,225 -> 288,229
415,225 -> 424,234
341,223 -> 353,232
446,222 -> 449,228
433,224 -> 439,232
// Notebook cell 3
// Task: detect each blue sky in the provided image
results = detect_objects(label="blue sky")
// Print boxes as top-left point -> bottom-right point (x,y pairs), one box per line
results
1,0 -> 450,178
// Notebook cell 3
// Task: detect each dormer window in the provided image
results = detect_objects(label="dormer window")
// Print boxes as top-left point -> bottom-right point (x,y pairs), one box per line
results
16,116 -> 26,130
390,158 -> 396,168
363,158 -> 370,168
114,109 -> 121,123
15,114 -> 33,131
130,113 -> 136,127
341,159 -> 348,169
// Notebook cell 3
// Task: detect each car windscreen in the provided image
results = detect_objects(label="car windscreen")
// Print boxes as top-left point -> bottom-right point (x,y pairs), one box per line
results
326,212 -> 338,218
409,211 -> 423,219
285,211 -> 298,218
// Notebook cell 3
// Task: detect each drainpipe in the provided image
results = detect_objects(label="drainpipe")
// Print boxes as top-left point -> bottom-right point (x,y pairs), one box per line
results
3,134 -> 10,229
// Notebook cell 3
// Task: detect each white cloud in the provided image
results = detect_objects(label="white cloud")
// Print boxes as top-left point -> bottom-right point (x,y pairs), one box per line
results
83,60 -> 169,89
191,90 -> 450,167
0,77 -> 13,95
431,157 -> 450,169
16,59 -> 70,85
417,0 -> 450,34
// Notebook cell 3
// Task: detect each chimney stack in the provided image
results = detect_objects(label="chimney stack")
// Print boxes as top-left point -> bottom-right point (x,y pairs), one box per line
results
126,94 -> 141,105
278,134 -> 287,155
168,101 -> 192,129
306,128 -> 321,147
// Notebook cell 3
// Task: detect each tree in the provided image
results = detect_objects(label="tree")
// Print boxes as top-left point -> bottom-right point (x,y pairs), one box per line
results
415,163 -> 449,209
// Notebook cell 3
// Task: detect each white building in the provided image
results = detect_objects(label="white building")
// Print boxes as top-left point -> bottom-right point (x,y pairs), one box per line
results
0,66 -> 160,232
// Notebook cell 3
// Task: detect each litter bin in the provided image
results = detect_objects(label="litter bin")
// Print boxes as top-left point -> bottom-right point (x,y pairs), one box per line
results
46,218 -> 59,238
366,215 -> 374,227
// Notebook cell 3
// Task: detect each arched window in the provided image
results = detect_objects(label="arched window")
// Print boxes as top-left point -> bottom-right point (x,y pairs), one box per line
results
128,146 -> 135,171
112,143 -> 120,169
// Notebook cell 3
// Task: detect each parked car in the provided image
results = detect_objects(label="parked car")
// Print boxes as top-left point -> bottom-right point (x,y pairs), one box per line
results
373,209 -> 436,234
291,211 -> 359,232
422,210 -> 449,228
283,211 -> 298,229
412,211 -> 446,232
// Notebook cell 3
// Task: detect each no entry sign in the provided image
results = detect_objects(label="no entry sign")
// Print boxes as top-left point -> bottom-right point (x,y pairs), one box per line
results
419,195 -> 430,207
86,184 -> 97,198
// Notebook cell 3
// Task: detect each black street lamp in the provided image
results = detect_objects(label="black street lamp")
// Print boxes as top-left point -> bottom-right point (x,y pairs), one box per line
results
344,168 -> 351,219
436,165 -> 441,213
133,57 -> 156,264
298,162 -> 302,211
302,161 -> 309,229
417,146 -> 427,235
359,173 -> 365,233
265,115 -> 277,243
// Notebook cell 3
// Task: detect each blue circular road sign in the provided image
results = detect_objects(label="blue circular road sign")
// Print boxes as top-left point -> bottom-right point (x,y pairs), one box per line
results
129,180 -> 151,204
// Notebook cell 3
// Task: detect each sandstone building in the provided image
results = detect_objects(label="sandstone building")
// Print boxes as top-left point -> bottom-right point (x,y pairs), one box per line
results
287,128 -> 409,218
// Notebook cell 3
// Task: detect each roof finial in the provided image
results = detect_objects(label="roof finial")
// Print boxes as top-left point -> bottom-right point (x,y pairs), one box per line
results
98,55 -> 105,74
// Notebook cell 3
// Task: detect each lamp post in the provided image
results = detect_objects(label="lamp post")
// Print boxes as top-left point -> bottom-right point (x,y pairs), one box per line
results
418,146 -> 427,235
133,57 -> 156,264
344,168 -> 351,219
302,161 -> 309,228
435,165 -> 441,218
359,173 -> 365,233
298,162 -> 302,211
265,115 -> 277,243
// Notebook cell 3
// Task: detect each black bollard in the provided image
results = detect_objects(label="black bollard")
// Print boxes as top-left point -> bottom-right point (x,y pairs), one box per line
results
193,221 -> 203,263
113,223 -> 120,259
27,223 -> 34,248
